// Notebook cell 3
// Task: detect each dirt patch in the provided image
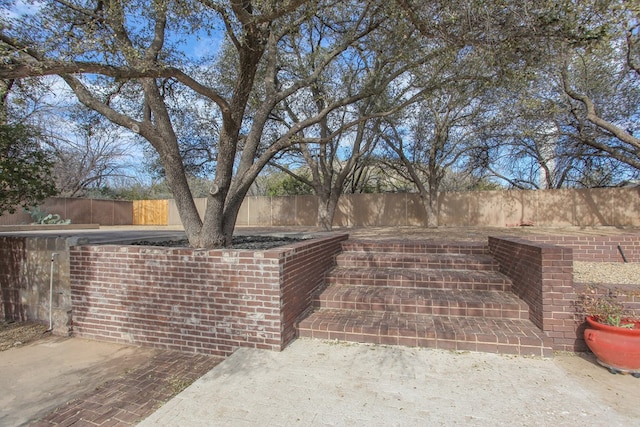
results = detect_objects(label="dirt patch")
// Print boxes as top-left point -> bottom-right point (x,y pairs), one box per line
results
0,320 -> 49,351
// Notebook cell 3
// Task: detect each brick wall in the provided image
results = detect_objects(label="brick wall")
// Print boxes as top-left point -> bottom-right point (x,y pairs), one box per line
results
489,237 -> 579,351
70,234 -> 347,356
280,235 -> 347,346
523,235 -> 640,262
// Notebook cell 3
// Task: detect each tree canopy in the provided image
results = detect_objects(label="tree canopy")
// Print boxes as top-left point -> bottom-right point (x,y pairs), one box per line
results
0,0 -> 637,243
0,123 -> 56,214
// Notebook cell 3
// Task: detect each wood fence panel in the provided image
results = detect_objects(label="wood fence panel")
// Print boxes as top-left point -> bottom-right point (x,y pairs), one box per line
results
133,200 -> 168,225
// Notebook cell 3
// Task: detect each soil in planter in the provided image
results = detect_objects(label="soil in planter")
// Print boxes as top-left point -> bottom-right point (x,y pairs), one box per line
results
130,235 -> 306,250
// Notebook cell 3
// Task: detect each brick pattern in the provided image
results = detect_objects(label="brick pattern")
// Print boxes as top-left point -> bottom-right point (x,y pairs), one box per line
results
327,268 -> 512,291
523,235 -> 640,262
298,241 -> 553,357
30,349 -> 222,426
316,286 -> 529,319
279,234 -> 348,347
336,252 -> 499,271
302,309 -> 551,355
70,234 -> 347,356
342,240 -> 490,255
320,236 -> 639,354
489,237 -> 581,352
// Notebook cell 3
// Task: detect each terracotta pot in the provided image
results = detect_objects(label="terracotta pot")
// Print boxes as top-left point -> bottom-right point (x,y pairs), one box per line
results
584,316 -> 640,375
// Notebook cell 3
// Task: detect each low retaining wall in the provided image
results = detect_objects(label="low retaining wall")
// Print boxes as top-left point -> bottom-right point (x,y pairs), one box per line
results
70,234 -> 347,356
0,236 -> 74,334
4,230 -> 638,355
523,234 -> 640,262
489,236 -> 640,352
489,237 -> 577,351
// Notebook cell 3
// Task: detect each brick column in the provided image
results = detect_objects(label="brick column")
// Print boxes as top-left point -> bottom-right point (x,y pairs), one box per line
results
489,237 -> 579,351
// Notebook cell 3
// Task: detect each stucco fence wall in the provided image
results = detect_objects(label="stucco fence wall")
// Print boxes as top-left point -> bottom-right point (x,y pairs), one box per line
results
182,188 -> 640,227
0,198 -> 132,226
1,187 -> 638,228
170,187 -> 640,228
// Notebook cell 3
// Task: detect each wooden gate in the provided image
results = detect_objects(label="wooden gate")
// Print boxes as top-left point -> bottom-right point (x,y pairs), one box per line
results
133,200 -> 168,225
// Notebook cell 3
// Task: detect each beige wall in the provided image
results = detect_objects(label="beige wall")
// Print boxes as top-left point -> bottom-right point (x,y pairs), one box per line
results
0,198 -> 133,226
164,187 -> 640,228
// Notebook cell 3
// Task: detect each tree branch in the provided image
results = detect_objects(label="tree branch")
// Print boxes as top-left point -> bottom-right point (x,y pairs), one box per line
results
561,65 -> 640,151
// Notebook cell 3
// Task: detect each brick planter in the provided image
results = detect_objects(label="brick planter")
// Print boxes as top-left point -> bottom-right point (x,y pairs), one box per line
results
70,233 -> 347,356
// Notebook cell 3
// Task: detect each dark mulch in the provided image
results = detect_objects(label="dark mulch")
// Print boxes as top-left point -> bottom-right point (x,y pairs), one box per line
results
130,235 -> 306,250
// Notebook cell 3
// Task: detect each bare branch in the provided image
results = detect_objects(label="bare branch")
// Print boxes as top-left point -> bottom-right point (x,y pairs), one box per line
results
145,1 -> 168,62
561,64 -> 640,151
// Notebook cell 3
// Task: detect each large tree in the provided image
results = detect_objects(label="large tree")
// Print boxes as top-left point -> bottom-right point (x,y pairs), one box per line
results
0,78 -> 57,214
381,83 -> 489,227
396,0 -> 637,191
473,3 -> 640,190
559,7 -> 640,172
472,71 -> 639,190
0,122 -> 56,214
1,0 -> 624,242
45,106 -> 136,197
250,2 -> 429,230
0,0 -> 412,247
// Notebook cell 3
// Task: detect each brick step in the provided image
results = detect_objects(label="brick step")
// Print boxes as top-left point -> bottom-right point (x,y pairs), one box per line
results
314,286 -> 529,319
297,309 -> 553,357
342,240 -> 490,255
335,253 -> 499,271
326,267 -> 512,291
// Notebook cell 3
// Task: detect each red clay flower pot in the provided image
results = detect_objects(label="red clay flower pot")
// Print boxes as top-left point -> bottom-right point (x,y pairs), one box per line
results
584,316 -> 640,376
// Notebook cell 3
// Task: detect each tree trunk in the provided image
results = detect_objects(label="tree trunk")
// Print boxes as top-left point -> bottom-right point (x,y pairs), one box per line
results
158,147 -> 205,246
189,33 -> 264,248
202,190 -> 246,248
420,190 -> 439,228
317,192 -> 340,231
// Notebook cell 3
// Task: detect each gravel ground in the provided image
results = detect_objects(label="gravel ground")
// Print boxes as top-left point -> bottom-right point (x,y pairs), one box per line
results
0,321 -> 49,351
573,262 -> 640,285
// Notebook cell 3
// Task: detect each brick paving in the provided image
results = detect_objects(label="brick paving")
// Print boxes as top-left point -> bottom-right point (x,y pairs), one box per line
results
29,350 -> 223,427
298,309 -> 553,357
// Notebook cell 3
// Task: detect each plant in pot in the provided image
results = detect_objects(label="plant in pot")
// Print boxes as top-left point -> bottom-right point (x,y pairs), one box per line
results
578,286 -> 640,377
